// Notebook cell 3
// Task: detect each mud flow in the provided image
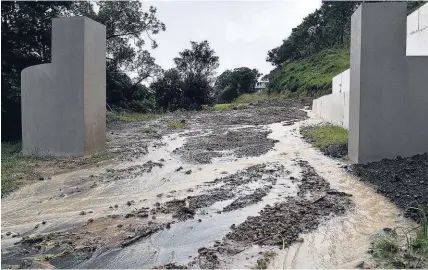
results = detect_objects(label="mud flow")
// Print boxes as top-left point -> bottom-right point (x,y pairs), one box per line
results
1,100 -> 414,269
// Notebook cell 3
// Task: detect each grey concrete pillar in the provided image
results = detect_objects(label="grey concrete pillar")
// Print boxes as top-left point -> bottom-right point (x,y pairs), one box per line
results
21,17 -> 106,156
348,3 -> 428,163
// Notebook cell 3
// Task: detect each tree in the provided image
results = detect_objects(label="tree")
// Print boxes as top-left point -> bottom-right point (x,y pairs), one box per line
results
1,1 -> 73,141
152,41 -> 219,110
173,40 -> 219,79
71,1 -> 165,107
152,68 -> 184,111
1,1 -> 165,140
216,67 -> 261,103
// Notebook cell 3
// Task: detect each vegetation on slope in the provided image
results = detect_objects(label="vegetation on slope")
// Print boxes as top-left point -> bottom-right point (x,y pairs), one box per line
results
268,47 -> 349,97
266,1 -> 425,97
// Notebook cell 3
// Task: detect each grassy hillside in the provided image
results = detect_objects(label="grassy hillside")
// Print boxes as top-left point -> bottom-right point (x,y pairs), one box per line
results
267,47 -> 350,98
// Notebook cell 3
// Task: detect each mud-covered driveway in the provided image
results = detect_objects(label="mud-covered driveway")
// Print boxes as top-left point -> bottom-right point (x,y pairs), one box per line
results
1,100 -> 413,269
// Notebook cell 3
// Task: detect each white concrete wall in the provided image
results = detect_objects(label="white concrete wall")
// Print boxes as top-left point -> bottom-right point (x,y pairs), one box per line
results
312,92 -> 349,129
332,69 -> 351,94
407,3 -> 428,55
312,3 -> 427,129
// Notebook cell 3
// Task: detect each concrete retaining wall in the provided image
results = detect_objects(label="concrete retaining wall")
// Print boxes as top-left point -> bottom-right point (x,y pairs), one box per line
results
312,92 -> 349,129
312,3 -> 427,131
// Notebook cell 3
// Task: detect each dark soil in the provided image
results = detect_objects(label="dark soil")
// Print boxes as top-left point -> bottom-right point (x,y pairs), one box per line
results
152,263 -> 188,269
173,99 -> 309,164
225,160 -> 352,246
193,99 -> 309,127
174,127 -> 278,164
154,163 -> 286,220
349,153 -> 428,220
225,194 -> 351,246
222,187 -> 272,212
194,161 -> 353,268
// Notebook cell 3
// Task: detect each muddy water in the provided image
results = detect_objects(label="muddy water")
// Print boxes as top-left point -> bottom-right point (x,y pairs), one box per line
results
269,114 -> 415,269
1,111 -> 414,269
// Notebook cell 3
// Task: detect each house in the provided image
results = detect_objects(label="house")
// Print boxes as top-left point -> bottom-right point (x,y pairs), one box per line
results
254,80 -> 268,93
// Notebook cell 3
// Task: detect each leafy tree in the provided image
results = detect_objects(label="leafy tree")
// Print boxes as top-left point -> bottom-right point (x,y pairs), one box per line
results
1,1 -> 165,140
152,69 -> 184,111
216,67 -> 261,103
1,1 -> 73,141
152,41 -> 219,110
267,1 -> 426,68
173,40 -> 219,79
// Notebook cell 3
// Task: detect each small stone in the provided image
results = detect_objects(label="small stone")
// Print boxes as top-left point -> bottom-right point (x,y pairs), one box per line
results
80,211 -> 86,215
87,218 -> 94,223
230,224 -> 236,229
198,219 -> 202,222
166,223 -> 171,229
35,224 -> 39,229
187,188 -> 194,192
157,193 -> 163,198
42,221 -> 47,225
117,224 -> 123,228
221,171 -> 228,174
114,204 -> 118,208
296,237 -> 304,242
38,177 -> 44,181
5,232 -> 12,236
175,166 -> 183,172
185,170 -> 192,175
383,227 -> 392,233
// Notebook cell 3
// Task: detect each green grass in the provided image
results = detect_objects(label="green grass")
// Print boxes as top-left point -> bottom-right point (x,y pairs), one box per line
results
167,121 -> 185,129
302,125 -> 348,150
1,142 -> 112,197
89,152 -> 113,163
107,111 -> 164,123
214,103 -> 232,110
1,142 -> 30,196
213,91 -> 290,110
268,47 -> 350,97
371,209 -> 428,268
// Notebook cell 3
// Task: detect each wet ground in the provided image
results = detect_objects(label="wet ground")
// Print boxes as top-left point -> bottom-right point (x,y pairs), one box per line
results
349,154 -> 428,221
1,100 -> 416,269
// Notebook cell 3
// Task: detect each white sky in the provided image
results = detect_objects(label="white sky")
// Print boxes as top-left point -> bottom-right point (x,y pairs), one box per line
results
145,0 -> 321,77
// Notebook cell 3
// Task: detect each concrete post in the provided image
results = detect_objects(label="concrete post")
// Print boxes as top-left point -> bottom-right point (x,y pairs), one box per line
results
348,3 -> 428,163
21,17 -> 106,156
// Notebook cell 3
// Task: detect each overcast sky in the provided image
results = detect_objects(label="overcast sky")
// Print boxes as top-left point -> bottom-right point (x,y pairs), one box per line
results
144,0 -> 322,77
